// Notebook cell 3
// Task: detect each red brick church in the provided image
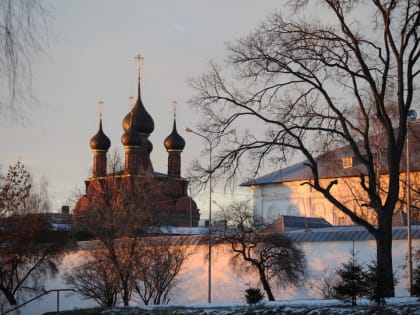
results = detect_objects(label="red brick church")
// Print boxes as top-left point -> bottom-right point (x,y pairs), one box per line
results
74,56 -> 200,227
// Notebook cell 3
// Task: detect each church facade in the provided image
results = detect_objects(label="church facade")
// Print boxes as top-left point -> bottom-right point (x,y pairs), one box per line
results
74,58 -> 200,227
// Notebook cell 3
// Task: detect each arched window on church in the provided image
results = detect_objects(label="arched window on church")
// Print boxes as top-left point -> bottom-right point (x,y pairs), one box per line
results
267,204 -> 280,223
287,205 -> 299,216
312,203 -> 325,218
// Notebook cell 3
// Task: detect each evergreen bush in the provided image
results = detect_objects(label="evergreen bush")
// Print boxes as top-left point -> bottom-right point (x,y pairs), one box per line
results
333,249 -> 368,306
245,287 -> 264,305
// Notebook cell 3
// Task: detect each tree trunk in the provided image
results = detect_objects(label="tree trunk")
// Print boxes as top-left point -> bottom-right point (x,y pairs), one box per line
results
0,287 -> 17,305
376,214 -> 395,298
122,281 -> 130,306
122,292 -> 129,306
257,265 -> 275,301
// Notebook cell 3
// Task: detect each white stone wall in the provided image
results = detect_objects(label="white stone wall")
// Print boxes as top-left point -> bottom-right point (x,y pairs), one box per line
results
13,238 -> 419,314
250,176 -> 393,226
251,182 -> 349,225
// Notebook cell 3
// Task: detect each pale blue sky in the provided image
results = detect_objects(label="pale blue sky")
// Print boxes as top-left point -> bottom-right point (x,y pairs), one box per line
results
0,0 -> 283,214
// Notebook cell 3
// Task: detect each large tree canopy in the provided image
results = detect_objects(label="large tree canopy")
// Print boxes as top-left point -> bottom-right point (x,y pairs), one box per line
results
189,0 -> 419,297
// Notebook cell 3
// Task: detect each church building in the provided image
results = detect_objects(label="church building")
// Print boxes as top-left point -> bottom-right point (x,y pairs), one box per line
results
74,56 -> 200,227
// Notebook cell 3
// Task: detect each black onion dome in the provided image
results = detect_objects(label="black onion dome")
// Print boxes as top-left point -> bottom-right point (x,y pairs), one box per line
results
121,129 -> 143,147
90,119 -> 111,151
122,97 -> 155,135
164,120 -> 185,151
146,138 -> 153,153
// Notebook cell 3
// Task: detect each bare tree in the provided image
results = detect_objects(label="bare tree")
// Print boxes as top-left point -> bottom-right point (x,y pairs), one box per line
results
73,177 -> 159,306
189,1 -> 419,297
0,161 -> 65,306
215,201 -> 305,301
26,176 -> 51,213
135,242 -> 190,305
0,0 -> 50,120
73,148 -> 164,307
64,249 -> 121,307
309,269 -> 339,299
66,238 -> 190,307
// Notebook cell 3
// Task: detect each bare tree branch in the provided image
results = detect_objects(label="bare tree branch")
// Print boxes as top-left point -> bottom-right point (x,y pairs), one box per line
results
0,0 -> 50,121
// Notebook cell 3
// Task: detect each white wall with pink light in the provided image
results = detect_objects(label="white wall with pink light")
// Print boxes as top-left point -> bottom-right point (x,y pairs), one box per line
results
13,238 -> 418,314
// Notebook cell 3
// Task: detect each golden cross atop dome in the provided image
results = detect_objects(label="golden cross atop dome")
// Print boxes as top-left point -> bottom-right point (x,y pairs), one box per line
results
135,53 -> 143,87
98,100 -> 104,119
172,100 -> 177,119
135,53 -> 143,62
129,96 -> 134,110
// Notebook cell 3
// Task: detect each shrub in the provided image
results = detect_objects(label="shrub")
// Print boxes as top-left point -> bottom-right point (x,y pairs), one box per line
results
411,265 -> 420,297
333,249 -> 368,306
245,287 -> 264,305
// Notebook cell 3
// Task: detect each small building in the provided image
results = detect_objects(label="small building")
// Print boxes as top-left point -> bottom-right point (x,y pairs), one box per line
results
265,215 -> 332,233
242,125 -> 420,226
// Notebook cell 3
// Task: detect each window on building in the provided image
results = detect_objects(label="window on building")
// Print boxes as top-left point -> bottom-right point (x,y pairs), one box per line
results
287,205 -> 298,216
342,156 -> 353,168
267,205 -> 280,223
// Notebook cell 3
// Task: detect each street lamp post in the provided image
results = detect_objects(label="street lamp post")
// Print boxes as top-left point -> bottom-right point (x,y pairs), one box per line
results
189,181 -> 193,227
407,109 -> 417,296
186,127 -> 212,303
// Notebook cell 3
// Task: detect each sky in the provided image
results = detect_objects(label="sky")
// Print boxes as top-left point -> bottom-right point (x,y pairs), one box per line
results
0,0 -> 284,215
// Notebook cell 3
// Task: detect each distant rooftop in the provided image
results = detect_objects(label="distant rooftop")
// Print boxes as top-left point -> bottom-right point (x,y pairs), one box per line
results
70,224 -> 420,252
242,163 -> 312,186
147,226 -> 209,235
285,225 -> 420,243
265,215 -> 332,233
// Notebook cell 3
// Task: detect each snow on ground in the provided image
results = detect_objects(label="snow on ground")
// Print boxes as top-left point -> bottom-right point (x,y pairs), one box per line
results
65,297 -> 419,315
135,296 -> 417,308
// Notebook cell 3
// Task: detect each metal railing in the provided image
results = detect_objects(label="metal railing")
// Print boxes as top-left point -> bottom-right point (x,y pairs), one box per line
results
3,288 -> 75,315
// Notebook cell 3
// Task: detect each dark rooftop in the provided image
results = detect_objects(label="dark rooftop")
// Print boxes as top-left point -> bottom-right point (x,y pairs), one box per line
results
264,215 -> 332,233
285,225 -> 420,243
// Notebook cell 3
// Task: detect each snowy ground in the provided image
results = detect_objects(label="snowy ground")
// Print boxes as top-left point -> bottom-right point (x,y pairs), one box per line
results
46,297 -> 420,315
